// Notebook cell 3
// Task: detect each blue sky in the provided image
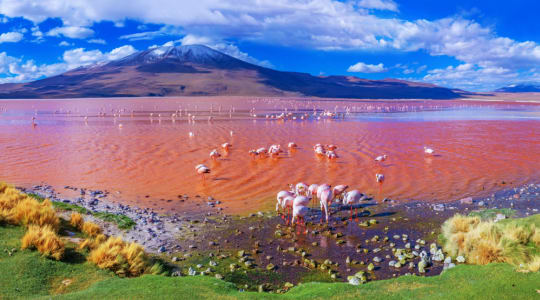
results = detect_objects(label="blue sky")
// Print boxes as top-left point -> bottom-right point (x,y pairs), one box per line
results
0,0 -> 539,91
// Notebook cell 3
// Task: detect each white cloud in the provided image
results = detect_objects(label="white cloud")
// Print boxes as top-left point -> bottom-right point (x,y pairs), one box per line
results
58,41 -> 71,46
0,31 -> 23,43
347,62 -> 386,73
88,38 -> 106,44
1,0 -> 539,89
47,26 -> 94,39
0,45 -> 137,83
179,34 -> 212,46
358,0 -> 398,12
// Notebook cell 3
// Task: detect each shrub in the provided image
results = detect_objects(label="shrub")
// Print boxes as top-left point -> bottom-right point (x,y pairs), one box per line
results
88,237 -> 150,277
11,198 -> 60,231
21,225 -> 65,260
70,212 -> 84,229
441,214 -> 539,268
79,234 -> 107,251
82,221 -> 102,237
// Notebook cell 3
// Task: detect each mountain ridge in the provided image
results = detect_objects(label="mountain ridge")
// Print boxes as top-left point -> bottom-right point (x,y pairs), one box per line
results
0,44 -> 463,99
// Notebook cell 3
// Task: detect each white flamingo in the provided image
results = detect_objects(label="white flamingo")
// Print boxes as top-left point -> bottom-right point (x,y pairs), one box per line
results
288,142 -> 297,149
424,147 -> 434,155
374,155 -> 388,162
308,184 -> 319,207
209,149 -> 221,159
291,204 -> 310,233
295,182 -> 309,196
222,143 -> 232,151
343,190 -> 363,221
319,188 -> 333,224
195,164 -> 210,179
376,173 -> 385,183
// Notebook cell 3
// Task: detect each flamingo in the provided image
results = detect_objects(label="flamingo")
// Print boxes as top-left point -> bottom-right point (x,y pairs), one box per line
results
319,188 -> 333,224
295,182 -> 309,196
288,142 -> 297,149
280,195 -> 295,224
248,149 -> 258,157
374,155 -> 388,162
376,173 -> 385,183
424,147 -> 434,155
326,151 -> 338,159
189,132 -> 194,137
308,184 -> 319,207
326,144 -> 338,151
269,144 -> 282,157
195,164 -> 210,179
222,143 -> 232,151
276,190 -> 295,220
209,149 -> 221,160
256,147 -> 267,156
314,145 -> 325,156
317,184 -> 331,199
343,190 -> 363,221
332,185 -> 349,200
291,204 -> 310,233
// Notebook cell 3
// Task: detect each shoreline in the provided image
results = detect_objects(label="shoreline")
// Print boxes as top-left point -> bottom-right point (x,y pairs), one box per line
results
16,181 -> 540,287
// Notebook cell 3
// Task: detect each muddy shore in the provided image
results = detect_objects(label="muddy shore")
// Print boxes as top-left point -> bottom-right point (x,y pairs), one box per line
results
18,182 -> 539,291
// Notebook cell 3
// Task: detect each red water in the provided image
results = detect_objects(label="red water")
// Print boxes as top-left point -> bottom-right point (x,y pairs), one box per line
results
0,97 -> 539,214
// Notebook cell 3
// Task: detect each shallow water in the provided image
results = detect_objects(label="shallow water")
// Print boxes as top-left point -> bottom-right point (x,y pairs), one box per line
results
0,97 -> 539,213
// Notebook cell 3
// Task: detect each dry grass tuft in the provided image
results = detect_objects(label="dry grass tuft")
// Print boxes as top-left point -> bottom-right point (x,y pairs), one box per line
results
82,221 -> 102,237
442,214 -> 539,269
79,234 -> 107,251
0,184 -> 59,230
70,212 -> 84,229
21,225 -> 65,260
526,256 -> 540,272
88,236 -> 150,277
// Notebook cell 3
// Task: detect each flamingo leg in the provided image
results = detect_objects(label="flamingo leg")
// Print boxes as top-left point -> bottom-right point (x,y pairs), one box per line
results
349,205 -> 353,221
355,206 -> 359,222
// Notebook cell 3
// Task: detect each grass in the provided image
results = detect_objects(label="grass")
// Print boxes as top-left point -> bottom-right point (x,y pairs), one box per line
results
27,191 -> 135,230
88,236 -> 152,277
441,213 -> 540,270
21,225 -> 65,260
93,212 -> 136,230
2,218 -> 539,299
469,208 -> 516,220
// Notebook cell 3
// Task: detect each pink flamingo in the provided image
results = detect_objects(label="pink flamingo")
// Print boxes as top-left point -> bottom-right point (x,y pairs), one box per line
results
221,143 -> 232,151
343,190 -> 363,221
308,184 -> 319,207
288,142 -> 297,149
326,144 -> 337,151
209,149 -> 221,160
276,190 -> 295,214
291,204 -> 309,234
195,164 -> 210,179
332,185 -> 349,200
280,195 -> 295,224
319,188 -> 333,224
326,150 -> 338,159
295,182 -> 309,196
374,155 -> 387,162
424,147 -> 434,155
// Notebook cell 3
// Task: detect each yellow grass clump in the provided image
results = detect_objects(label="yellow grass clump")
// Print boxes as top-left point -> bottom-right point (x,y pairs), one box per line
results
0,183 -> 60,230
82,221 -> 102,237
88,236 -> 150,277
70,212 -> 84,229
79,233 -> 108,251
442,214 -> 539,269
21,225 -> 65,260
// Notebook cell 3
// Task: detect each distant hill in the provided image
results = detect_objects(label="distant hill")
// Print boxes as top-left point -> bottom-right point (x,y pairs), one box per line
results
0,45 -> 462,99
495,84 -> 540,93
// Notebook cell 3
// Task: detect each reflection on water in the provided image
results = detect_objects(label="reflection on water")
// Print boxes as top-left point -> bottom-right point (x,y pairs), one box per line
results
0,97 -> 539,214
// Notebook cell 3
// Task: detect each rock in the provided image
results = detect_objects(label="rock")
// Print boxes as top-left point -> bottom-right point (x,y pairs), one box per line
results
171,270 -> 183,277
284,282 -> 294,289
460,197 -> 473,204
172,256 -> 179,262
215,274 -> 223,280
456,255 -> 466,263
418,261 -> 427,273
196,264 -> 203,269
432,249 -> 444,262
389,260 -> 396,267
209,261 -> 217,267
444,257 -> 452,264
266,263 -> 275,271
257,211 -> 264,217
477,201 -> 485,207
367,263 -> 375,271
244,261 -> 253,268
237,250 -> 246,257
494,213 -> 506,222
433,204 -> 445,212
188,267 -> 197,276
348,276 -> 360,285
158,246 -> 166,253
369,219 -> 378,225
373,257 -> 381,263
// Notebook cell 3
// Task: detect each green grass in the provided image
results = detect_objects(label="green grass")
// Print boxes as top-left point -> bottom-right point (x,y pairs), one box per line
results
26,192 -> 135,230
468,208 -> 516,220
1,221 -> 539,299
92,212 -> 136,230
52,202 -> 90,214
